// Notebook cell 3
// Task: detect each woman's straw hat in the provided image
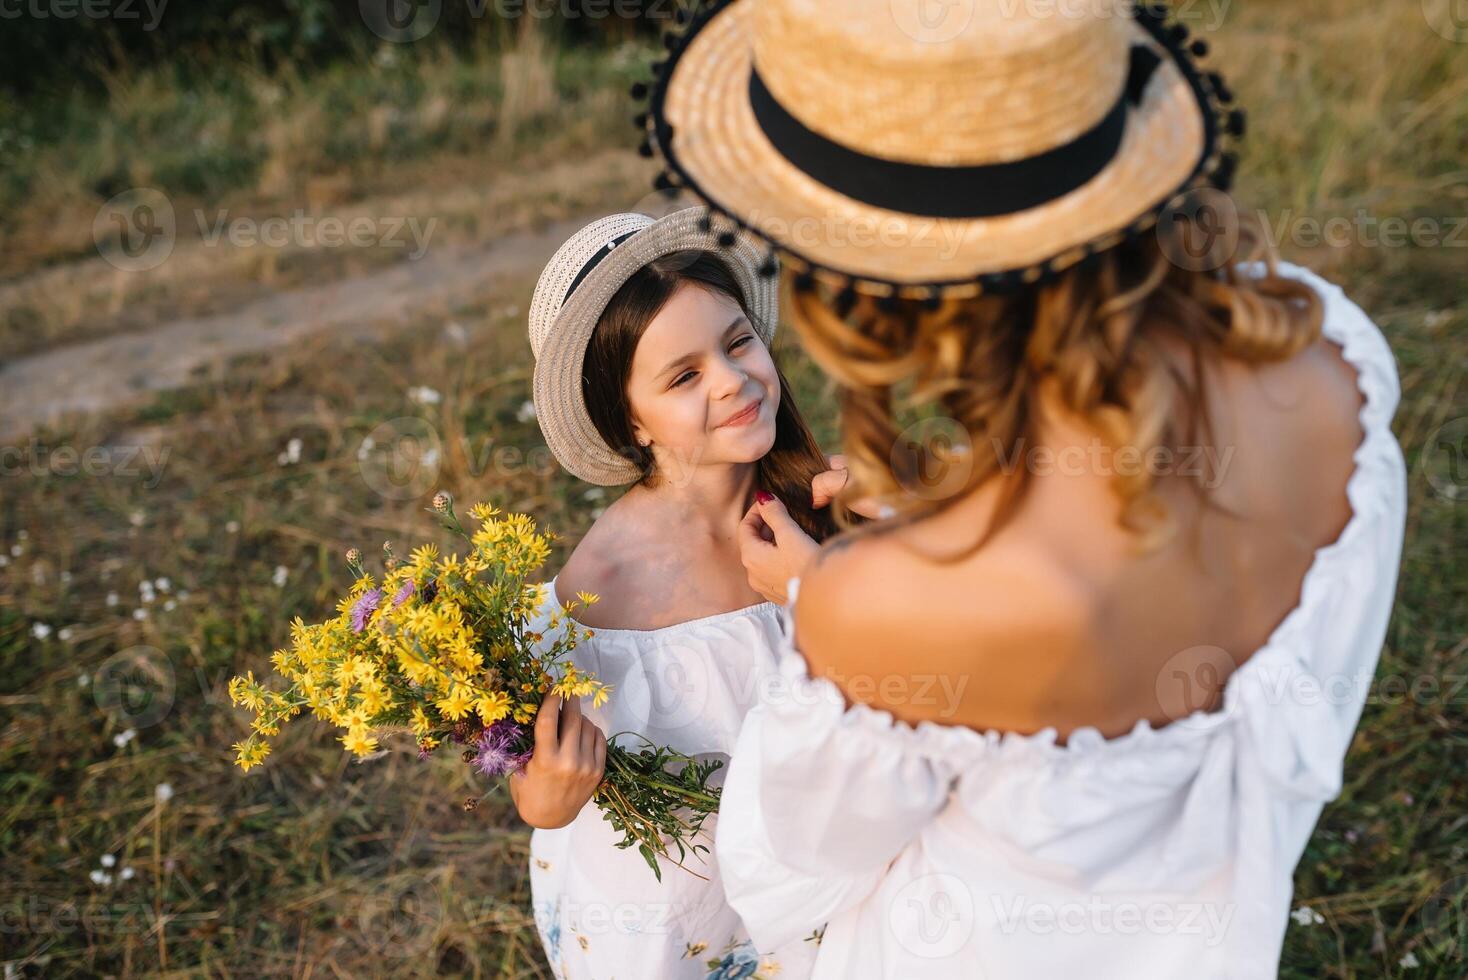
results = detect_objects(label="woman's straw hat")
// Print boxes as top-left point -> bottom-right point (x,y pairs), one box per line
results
633,0 -> 1243,300
527,207 -> 779,486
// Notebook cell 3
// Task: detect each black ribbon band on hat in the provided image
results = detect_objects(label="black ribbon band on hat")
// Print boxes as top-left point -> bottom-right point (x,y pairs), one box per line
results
564,229 -> 641,306
748,44 -> 1163,219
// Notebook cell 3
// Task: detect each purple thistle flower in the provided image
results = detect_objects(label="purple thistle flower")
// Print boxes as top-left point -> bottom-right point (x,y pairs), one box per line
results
350,588 -> 384,633
472,720 -> 531,778
392,580 -> 416,608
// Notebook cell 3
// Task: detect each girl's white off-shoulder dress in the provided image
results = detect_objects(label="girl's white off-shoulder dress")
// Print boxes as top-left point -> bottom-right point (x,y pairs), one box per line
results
525,576 -> 819,980
713,262 -> 1409,980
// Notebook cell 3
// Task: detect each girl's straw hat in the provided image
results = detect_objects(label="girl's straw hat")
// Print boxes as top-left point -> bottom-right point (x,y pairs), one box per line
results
527,207 -> 779,486
633,0 -> 1244,300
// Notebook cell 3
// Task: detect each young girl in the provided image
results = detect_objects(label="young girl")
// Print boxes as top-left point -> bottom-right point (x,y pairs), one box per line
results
512,208 -> 866,980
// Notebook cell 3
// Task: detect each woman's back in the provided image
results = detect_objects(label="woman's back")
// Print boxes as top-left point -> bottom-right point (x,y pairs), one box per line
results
715,262 -> 1410,979
798,272 -> 1372,739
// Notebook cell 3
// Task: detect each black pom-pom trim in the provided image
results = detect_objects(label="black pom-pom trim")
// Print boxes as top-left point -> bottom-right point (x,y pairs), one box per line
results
633,112 -> 648,128
1226,108 -> 1246,137
1189,39 -> 1209,57
757,254 -> 779,278
921,289 -> 942,311
630,81 -> 648,100
834,285 -> 858,318
877,292 -> 901,313
674,7 -> 688,24
662,32 -> 678,50
637,139 -> 653,158
792,271 -> 816,293
650,59 -> 667,75
697,213 -> 713,233
716,230 -> 737,247
653,172 -> 675,191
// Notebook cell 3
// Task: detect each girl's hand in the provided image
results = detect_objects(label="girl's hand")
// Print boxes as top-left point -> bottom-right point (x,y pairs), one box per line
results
509,691 -> 607,829
738,491 -> 821,605
812,454 -> 892,521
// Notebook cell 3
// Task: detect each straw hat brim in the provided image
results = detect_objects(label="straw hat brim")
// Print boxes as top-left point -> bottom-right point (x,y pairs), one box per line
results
532,207 -> 779,486
650,2 -> 1230,295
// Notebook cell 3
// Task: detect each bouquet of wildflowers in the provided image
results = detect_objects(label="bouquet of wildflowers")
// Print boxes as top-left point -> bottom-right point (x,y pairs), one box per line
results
228,494 -> 723,879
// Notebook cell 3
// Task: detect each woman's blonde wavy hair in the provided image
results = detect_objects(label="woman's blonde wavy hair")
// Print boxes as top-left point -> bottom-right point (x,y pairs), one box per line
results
790,213 -> 1324,562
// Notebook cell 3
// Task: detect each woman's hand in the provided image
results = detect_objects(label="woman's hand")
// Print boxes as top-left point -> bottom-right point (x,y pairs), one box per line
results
738,491 -> 821,605
813,454 -> 892,520
509,691 -> 607,830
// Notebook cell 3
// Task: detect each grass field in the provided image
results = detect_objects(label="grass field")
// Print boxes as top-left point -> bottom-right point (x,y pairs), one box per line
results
2,1 -> 1465,977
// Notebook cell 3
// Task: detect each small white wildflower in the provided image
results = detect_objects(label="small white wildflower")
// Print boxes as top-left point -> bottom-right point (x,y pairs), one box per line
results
0,554 -> 8,567
60,570 -> 73,585
155,783 -> 174,803
59,627 -> 74,642
31,622 -> 52,640
443,321 -> 468,346
517,400 -> 538,422
582,487 -> 605,501
1290,906 -> 1324,927
407,385 -> 442,406
163,599 -> 176,612
120,866 -> 136,881
421,447 -> 440,469
225,520 -> 240,534
272,565 -> 289,588
106,591 -> 119,607
15,529 -> 27,541
1399,952 -> 1420,969
356,435 -> 376,461
499,304 -> 520,319
112,728 -> 136,747
154,577 -> 170,592
129,510 -> 145,527
100,853 -> 116,868
176,589 -> 189,600
77,672 -> 90,687
9,544 -> 19,557
590,506 -> 606,520
278,437 -> 303,466
89,869 -> 112,886
132,608 -> 148,621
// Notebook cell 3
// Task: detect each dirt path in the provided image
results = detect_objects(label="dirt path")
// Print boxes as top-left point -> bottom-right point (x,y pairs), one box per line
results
0,216 -> 599,441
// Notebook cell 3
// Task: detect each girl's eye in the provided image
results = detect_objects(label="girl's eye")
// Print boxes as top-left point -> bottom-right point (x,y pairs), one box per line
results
670,337 -> 753,389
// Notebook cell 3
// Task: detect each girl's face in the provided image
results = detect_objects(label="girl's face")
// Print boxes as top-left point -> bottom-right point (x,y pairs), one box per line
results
625,281 -> 779,476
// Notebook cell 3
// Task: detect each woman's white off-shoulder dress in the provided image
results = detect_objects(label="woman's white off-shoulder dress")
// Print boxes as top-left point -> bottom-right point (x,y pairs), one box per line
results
526,577 -> 819,980
713,262 -> 1409,980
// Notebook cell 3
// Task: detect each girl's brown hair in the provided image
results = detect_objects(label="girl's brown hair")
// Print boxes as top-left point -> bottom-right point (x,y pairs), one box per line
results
582,250 -> 841,543
787,214 -> 1323,562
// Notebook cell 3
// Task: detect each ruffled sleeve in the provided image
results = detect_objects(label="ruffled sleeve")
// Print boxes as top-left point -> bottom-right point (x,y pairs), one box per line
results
715,578 -> 955,951
1231,261 -> 1408,834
